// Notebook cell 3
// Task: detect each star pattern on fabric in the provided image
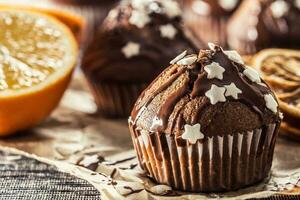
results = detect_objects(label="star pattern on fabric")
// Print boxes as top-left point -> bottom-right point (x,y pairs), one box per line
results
159,24 -> 177,39
121,42 -> 140,58
264,94 -> 278,113
225,83 -> 242,99
204,62 -> 225,80
205,84 -> 226,105
182,124 -> 204,144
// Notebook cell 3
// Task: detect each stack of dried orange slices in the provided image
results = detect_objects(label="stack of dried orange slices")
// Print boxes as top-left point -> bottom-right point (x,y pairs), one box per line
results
0,8 -> 78,136
253,49 -> 300,140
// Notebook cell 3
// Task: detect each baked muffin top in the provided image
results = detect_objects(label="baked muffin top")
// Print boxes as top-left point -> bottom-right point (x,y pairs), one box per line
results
82,0 -> 199,83
130,44 -> 281,138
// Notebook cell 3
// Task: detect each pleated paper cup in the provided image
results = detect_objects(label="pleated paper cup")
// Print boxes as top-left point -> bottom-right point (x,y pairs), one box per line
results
129,123 -> 280,192
88,81 -> 147,118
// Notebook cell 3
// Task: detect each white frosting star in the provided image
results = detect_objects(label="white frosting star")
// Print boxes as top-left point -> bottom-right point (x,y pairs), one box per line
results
208,42 -> 217,50
121,42 -> 140,58
204,62 -> 225,80
264,94 -> 278,113
243,66 -> 261,83
270,0 -> 289,18
218,0 -> 238,11
176,55 -> 197,66
161,0 -> 181,18
129,10 -> 151,28
182,124 -> 204,144
191,0 -> 210,15
170,50 -> 187,64
225,83 -> 242,99
224,50 -> 244,64
79,155 -> 99,167
205,84 -> 226,105
295,0 -> 300,9
159,24 -> 177,39
279,112 -> 284,119
131,0 -> 147,10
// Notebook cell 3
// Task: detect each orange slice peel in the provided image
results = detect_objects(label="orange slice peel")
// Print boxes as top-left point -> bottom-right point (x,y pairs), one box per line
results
0,8 -> 78,136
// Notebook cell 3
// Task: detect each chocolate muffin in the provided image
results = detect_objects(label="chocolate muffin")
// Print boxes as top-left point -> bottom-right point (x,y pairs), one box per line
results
227,0 -> 300,55
81,0 -> 199,117
183,0 -> 242,46
129,44 -> 281,192
51,0 -> 120,37
52,0 -> 117,6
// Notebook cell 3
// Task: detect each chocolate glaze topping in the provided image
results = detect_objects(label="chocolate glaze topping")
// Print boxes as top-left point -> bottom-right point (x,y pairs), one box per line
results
130,45 -> 280,137
82,0 -> 200,84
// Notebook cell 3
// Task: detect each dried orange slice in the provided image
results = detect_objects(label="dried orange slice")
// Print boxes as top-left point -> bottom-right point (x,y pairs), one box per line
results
0,8 -> 78,136
253,48 -> 300,139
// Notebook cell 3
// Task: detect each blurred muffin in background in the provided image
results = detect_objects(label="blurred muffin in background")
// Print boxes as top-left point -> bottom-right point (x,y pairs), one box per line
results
227,0 -> 300,55
183,0 -> 242,46
52,0 -> 118,6
51,0 -> 119,40
81,0 -> 200,117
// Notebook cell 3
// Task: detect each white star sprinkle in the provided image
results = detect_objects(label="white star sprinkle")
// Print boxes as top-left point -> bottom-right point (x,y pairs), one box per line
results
279,112 -> 284,119
225,83 -> 242,99
208,42 -> 217,50
129,10 -> 151,28
161,0 -> 181,18
131,0 -> 147,10
204,62 -> 225,80
79,155 -> 99,167
224,50 -> 244,64
159,24 -> 177,39
243,67 -> 261,83
264,94 -> 278,113
121,42 -> 140,58
295,0 -> 300,9
170,50 -> 187,64
182,124 -> 204,144
270,0 -> 289,18
176,55 -> 198,66
205,84 -> 226,105
218,0 -> 238,11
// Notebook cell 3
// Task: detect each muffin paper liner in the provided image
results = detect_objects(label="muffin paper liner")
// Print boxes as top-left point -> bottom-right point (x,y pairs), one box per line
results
130,123 -> 279,192
89,82 -> 147,117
